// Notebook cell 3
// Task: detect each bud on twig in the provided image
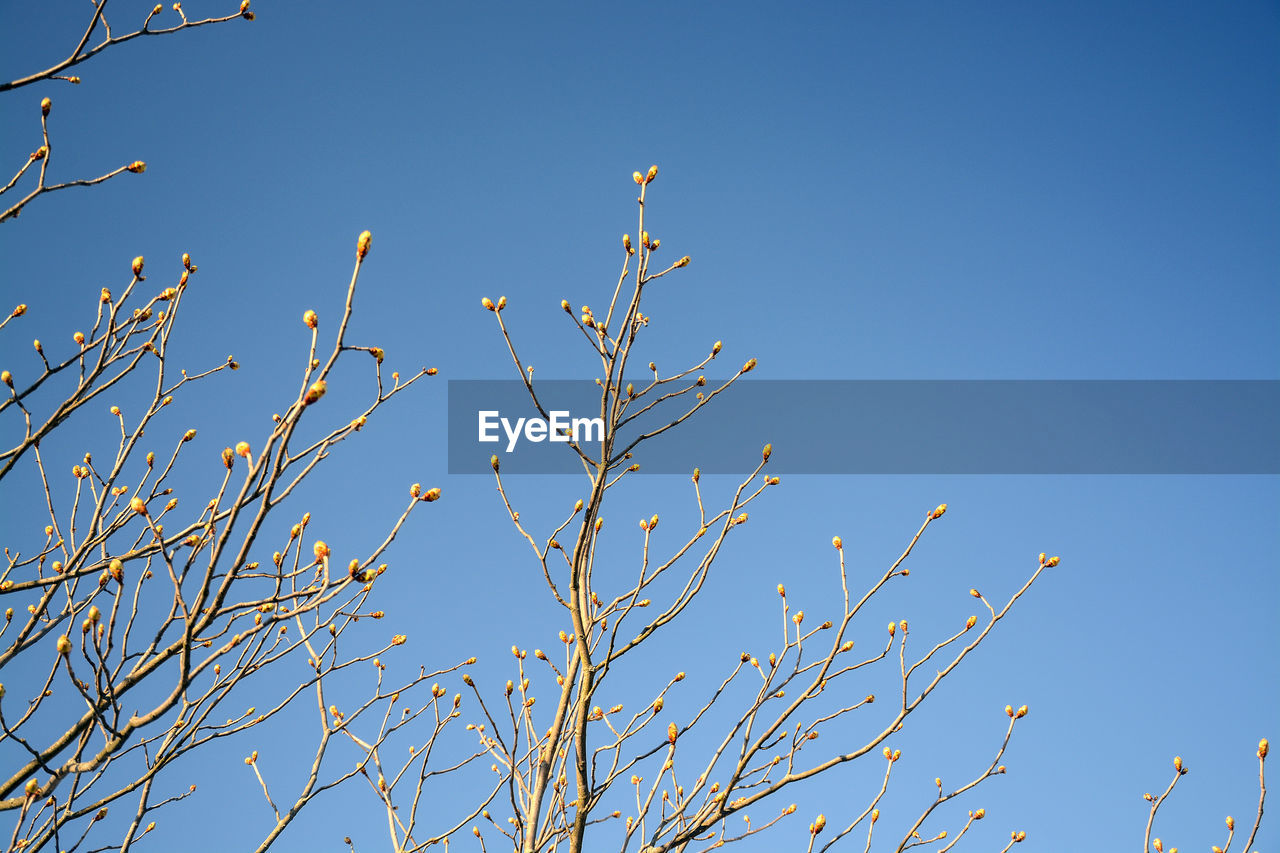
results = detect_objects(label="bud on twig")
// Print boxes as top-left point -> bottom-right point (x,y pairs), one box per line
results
304,380 -> 327,405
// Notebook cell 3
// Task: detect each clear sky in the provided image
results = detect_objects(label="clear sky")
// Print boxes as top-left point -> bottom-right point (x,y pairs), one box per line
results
1,2 -> 1277,851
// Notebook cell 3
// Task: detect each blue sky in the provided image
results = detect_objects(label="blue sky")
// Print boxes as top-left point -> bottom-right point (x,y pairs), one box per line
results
1,2 -> 1277,851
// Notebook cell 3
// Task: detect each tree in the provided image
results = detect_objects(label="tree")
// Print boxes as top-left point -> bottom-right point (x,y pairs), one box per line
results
1,5 -> 1269,853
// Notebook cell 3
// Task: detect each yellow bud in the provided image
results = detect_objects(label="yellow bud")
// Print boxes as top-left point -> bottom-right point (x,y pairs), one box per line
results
491,454 -> 500,472
303,310 -> 318,329
668,722 -> 678,743
832,535 -> 842,549
1005,704 -> 1014,717
811,814 -> 826,834
1259,738 -> 1269,759
130,496 -> 148,515
966,615 -> 977,629
357,230 -> 372,260
632,171 -> 644,185
41,97 -> 51,116
235,441 -> 251,459
25,778 -> 40,796
313,540 -> 330,561
304,379 -> 327,404
481,297 -> 495,311
742,358 -> 757,373
762,443 -> 772,461
126,160 -> 147,173
132,256 -> 145,277
674,255 -> 690,268
1016,704 -> 1028,718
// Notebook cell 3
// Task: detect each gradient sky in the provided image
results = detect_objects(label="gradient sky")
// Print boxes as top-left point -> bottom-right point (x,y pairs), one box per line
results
2,2 -> 1277,851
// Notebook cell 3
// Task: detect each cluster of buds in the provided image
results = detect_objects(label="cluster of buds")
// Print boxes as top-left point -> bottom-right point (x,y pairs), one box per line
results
1004,704 -> 1029,719
239,0 -> 254,19
809,814 -> 826,835
632,165 -> 658,185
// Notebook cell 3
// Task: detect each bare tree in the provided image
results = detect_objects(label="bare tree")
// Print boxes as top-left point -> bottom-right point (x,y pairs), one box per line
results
0,232 -> 474,852
1,8 -> 1268,851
